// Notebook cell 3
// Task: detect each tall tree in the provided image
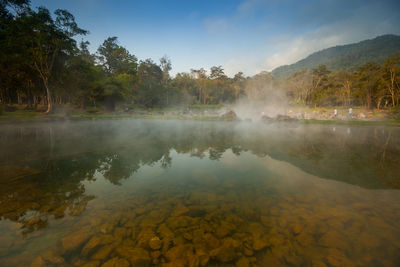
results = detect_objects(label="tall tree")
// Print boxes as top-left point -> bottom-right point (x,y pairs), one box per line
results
334,69 -> 353,106
191,68 -> 208,104
381,54 -> 400,107
78,40 -> 95,64
137,59 -> 163,107
210,65 -> 226,80
159,55 -> 172,105
309,64 -> 330,106
233,72 -> 246,101
355,62 -> 380,109
97,37 -> 137,76
19,7 -> 87,113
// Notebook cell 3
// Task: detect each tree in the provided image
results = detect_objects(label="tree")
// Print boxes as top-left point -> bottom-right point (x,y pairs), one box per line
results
97,37 -> 137,76
159,55 -> 172,105
62,53 -> 104,108
0,0 -> 31,106
233,72 -> 246,101
286,69 -> 312,104
210,65 -> 226,80
136,59 -> 163,107
309,64 -> 330,106
381,54 -> 400,107
19,7 -> 87,113
190,68 -> 207,104
245,71 -> 276,102
0,0 -> 30,19
78,40 -> 95,64
354,62 -> 380,109
334,69 -> 353,106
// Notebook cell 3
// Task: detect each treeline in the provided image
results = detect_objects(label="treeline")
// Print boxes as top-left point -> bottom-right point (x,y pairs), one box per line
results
0,1 -> 247,113
1,1 -> 399,113
284,58 -> 400,109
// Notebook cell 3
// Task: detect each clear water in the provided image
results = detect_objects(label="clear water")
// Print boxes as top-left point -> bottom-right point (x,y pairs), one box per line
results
0,119 -> 399,266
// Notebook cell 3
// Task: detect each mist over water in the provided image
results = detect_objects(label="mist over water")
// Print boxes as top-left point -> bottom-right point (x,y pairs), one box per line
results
231,74 -> 288,120
0,119 -> 399,266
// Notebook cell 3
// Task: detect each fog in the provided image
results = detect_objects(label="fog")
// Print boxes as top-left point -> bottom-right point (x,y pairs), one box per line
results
1,119 -> 399,189
231,72 -> 288,121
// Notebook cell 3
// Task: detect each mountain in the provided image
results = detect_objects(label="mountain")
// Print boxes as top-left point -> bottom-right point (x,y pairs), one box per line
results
271,34 -> 400,79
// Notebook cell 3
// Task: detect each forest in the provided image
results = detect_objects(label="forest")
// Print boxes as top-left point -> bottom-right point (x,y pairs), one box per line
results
1,0 -> 400,114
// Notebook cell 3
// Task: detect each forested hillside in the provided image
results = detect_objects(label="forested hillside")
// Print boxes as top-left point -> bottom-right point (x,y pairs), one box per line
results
272,35 -> 400,79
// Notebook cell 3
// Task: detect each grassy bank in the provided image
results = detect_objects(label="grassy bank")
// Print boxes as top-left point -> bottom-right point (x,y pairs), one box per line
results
1,104 -> 399,126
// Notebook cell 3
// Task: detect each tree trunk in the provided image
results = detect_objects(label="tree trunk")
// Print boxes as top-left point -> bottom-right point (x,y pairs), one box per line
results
17,91 -> 21,105
390,70 -> 396,107
0,88 -> 4,105
377,97 -> 383,110
33,95 -> 38,110
44,79 -> 52,113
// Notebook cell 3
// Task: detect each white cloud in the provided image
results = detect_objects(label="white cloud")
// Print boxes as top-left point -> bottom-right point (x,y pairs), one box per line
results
229,0 -> 400,75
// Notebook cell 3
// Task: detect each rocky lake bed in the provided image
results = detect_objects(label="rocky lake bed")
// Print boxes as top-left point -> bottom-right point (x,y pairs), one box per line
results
0,120 -> 399,266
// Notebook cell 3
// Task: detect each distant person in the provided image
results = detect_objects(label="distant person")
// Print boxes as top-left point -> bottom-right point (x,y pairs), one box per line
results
334,109 -> 338,117
348,108 -> 353,118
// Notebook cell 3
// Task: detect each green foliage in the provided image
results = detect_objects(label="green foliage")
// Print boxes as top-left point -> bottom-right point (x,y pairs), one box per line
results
387,107 -> 400,120
97,37 -> 137,75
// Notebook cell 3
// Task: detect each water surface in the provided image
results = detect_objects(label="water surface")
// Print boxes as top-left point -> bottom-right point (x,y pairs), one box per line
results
0,119 -> 399,266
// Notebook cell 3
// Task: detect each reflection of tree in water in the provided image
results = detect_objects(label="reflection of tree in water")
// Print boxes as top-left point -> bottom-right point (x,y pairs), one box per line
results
1,121 -> 400,236
0,158 -> 96,236
0,125 -> 100,236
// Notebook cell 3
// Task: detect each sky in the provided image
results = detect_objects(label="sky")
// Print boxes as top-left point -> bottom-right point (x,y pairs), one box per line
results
30,0 -> 400,77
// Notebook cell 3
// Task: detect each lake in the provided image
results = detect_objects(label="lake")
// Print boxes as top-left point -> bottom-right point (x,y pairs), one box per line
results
0,119 -> 399,266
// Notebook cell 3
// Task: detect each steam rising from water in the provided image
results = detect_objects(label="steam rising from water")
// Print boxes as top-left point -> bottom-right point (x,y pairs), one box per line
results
231,73 -> 288,121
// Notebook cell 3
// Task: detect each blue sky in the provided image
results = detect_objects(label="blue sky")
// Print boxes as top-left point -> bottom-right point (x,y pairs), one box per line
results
30,0 -> 400,77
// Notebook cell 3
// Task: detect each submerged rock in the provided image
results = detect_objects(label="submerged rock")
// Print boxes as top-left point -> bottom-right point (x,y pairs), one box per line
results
82,261 -> 101,267
157,223 -> 174,239
60,231 -> 91,252
91,244 -> 117,261
236,257 -> 250,267
149,236 -> 162,250
171,204 -> 189,217
116,246 -> 151,266
41,250 -> 66,265
81,236 -> 102,257
32,251 -> 66,267
196,248 -> 210,266
31,256 -> 46,267
210,237 -> 240,263
101,257 -> 130,267
252,238 -> 268,251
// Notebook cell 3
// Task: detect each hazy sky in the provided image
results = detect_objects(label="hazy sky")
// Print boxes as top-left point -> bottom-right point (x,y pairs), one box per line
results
30,0 -> 400,77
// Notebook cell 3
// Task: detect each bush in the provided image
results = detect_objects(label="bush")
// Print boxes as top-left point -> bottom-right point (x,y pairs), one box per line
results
85,106 -> 101,113
4,105 -> 17,112
123,103 -> 136,111
386,107 -> 400,120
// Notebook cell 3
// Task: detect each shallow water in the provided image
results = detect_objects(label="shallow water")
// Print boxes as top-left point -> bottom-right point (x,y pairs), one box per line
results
0,119 -> 399,266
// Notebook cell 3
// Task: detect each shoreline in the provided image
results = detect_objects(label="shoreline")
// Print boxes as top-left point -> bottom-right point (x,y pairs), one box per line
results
1,112 -> 399,126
